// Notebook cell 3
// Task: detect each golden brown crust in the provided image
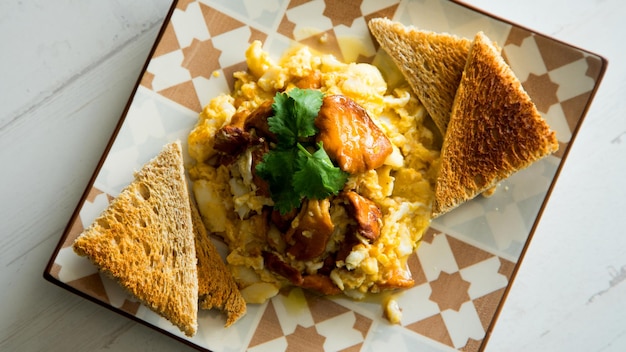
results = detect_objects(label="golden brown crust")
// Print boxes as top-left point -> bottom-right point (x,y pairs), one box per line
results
190,196 -> 247,327
432,32 -> 559,217
368,17 -> 470,135
73,141 -> 199,337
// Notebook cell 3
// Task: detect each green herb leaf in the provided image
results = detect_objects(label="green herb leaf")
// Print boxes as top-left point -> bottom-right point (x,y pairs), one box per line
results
255,148 -> 302,214
293,142 -> 349,200
256,88 -> 347,214
269,92 -> 298,147
268,87 -> 323,147
288,87 -> 323,138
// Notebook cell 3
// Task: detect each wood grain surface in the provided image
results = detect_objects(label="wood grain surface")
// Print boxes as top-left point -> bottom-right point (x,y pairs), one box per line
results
1,0 -> 625,351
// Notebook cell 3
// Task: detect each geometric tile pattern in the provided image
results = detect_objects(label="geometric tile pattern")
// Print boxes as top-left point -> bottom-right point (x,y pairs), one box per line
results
248,289 -> 373,352
45,0 -> 606,351
402,228 -> 515,350
142,0 -> 269,112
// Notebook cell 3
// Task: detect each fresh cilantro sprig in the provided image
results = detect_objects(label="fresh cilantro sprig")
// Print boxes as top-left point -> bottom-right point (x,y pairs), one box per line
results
293,143 -> 348,199
255,88 -> 348,214
268,87 -> 322,146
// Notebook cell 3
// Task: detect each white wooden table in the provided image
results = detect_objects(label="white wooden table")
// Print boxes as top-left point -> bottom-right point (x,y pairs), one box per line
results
1,1 -> 625,351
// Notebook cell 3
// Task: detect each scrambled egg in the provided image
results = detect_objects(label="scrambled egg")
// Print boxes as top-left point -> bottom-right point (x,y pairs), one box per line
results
187,40 -> 441,309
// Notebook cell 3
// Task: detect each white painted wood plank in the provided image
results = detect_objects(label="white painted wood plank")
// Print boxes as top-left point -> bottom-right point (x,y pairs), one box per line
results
0,0 -> 171,129
1,0 -> 625,351
0,1 -> 193,351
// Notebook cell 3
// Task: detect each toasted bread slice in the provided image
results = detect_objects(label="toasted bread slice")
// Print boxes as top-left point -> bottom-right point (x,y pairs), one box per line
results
368,17 -> 471,135
190,197 -> 247,326
73,141 -> 199,337
432,32 -> 559,217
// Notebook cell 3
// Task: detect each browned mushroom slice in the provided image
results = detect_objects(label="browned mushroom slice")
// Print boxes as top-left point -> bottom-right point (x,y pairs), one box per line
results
315,95 -> 393,174
229,107 -> 251,129
244,100 -> 276,142
270,207 -> 298,233
213,101 -> 274,164
300,274 -> 341,295
262,252 -> 341,295
213,125 -> 253,156
262,251 -> 303,285
284,199 -> 334,261
335,228 -> 360,264
342,191 -> 382,242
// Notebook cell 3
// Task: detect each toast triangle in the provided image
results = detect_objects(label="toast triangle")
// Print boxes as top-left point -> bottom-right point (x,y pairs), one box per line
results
73,141 -> 199,337
190,196 -> 247,326
432,32 -> 559,217
368,17 -> 471,135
